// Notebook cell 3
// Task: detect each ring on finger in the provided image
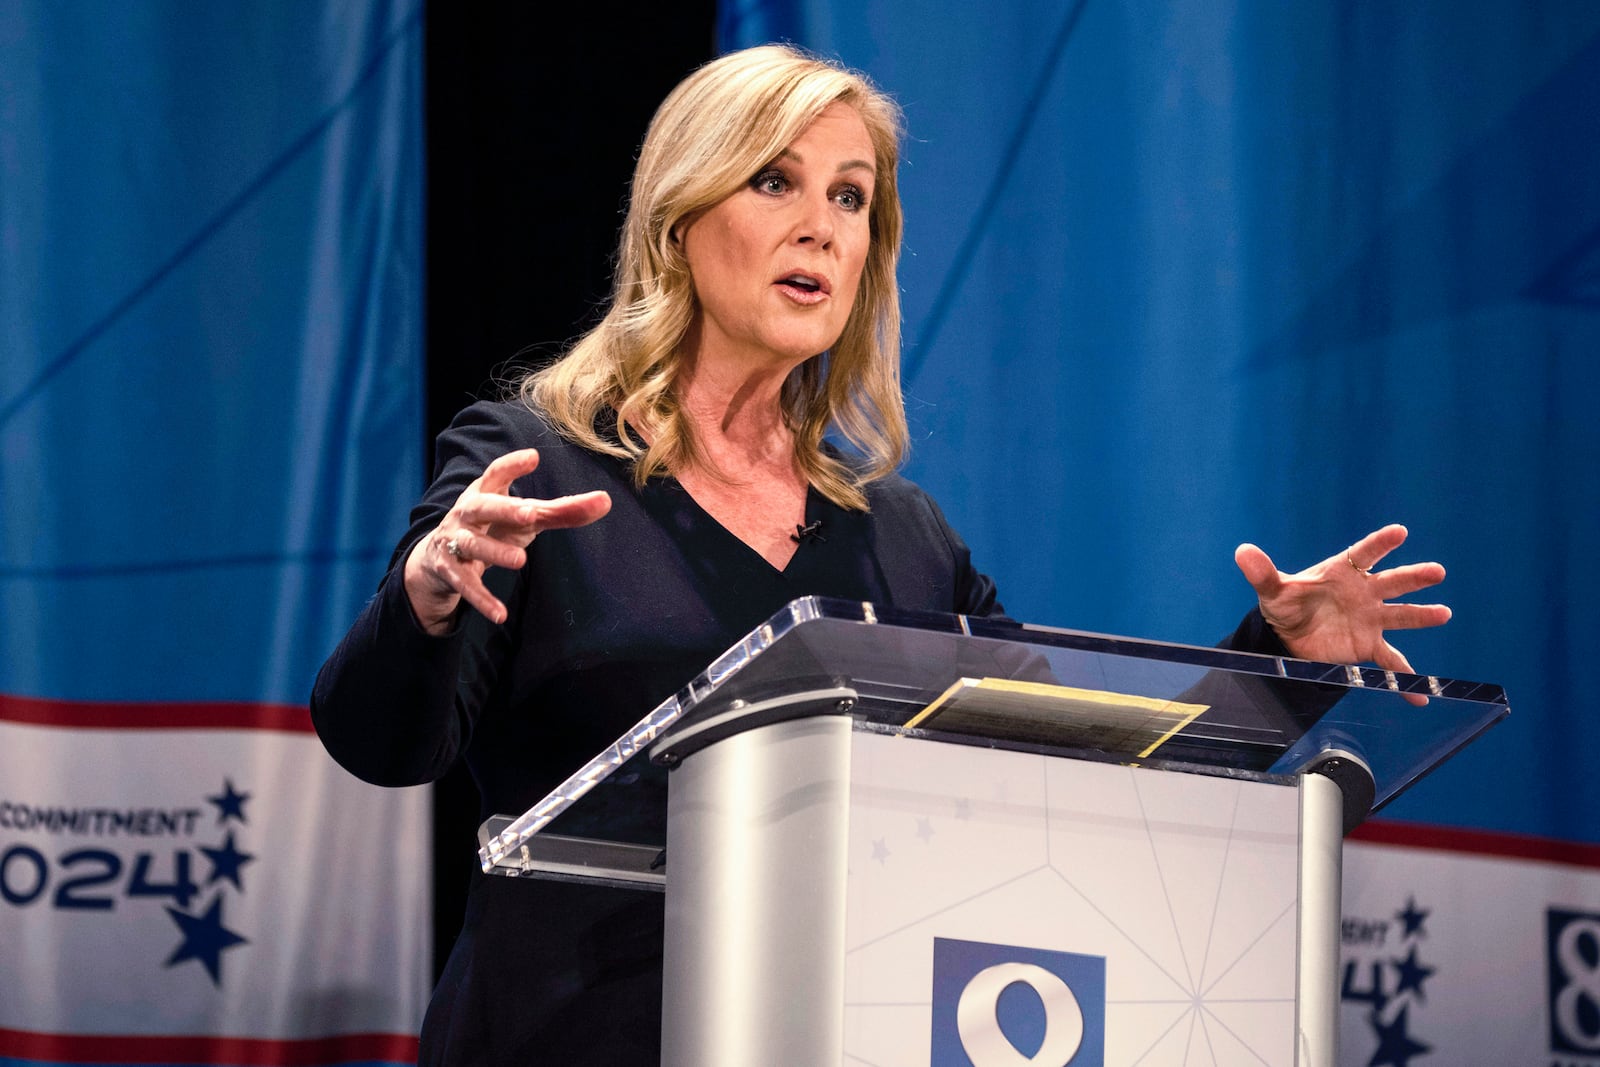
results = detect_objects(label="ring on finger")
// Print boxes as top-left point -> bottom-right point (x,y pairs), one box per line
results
444,537 -> 464,559
1346,549 -> 1371,576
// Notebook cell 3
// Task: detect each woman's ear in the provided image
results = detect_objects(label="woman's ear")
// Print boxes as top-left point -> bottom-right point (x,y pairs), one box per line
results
669,208 -> 704,246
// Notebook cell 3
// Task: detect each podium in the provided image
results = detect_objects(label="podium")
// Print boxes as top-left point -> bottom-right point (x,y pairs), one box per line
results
478,597 -> 1507,1066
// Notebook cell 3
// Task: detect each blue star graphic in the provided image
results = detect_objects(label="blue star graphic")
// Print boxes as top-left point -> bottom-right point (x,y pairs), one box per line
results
200,831 -> 256,891
1368,1005 -> 1432,1067
207,778 -> 250,826
1392,945 -> 1436,1002
165,893 -> 248,986
1395,896 -> 1429,940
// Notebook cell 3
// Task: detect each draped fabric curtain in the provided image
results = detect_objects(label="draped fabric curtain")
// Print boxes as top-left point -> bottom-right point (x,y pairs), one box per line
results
1,2 -> 428,1062
725,3 -> 1600,1062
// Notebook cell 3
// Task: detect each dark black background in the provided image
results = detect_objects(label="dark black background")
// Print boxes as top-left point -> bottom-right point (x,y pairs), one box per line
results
422,5 -> 717,977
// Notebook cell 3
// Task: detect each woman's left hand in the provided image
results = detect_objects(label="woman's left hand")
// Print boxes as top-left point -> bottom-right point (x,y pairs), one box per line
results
1233,524 -> 1451,705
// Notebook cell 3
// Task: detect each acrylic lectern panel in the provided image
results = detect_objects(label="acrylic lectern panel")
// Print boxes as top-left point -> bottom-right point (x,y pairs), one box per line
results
480,597 -> 1508,876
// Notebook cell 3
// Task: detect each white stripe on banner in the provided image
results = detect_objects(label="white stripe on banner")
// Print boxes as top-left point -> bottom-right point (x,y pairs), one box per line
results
1341,826 -> 1600,1067
0,706 -> 427,1061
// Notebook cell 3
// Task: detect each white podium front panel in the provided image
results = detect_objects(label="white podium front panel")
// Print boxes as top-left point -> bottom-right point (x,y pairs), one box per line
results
843,730 -> 1302,1067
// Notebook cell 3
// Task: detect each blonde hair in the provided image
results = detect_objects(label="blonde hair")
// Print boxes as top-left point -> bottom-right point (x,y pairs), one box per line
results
520,44 -> 907,511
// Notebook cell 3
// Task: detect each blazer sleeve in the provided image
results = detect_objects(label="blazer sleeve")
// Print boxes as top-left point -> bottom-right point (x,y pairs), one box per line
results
309,402 -> 538,786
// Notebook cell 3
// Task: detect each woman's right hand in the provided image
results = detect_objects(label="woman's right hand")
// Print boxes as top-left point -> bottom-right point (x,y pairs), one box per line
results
402,448 -> 612,634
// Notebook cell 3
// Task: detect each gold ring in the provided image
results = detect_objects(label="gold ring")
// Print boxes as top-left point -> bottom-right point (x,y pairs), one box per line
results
1346,550 -> 1370,576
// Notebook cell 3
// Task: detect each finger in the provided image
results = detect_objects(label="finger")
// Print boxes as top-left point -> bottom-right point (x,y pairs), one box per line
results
459,485 -> 610,528
525,490 -> 613,532
459,489 -> 612,533
456,493 -> 549,530
436,528 -> 527,572
476,448 -> 543,496
1378,602 -> 1453,631
1370,560 -> 1446,598
1347,523 -> 1408,572
1373,639 -> 1429,707
1233,543 -> 1284,598
438,560 -> 510,625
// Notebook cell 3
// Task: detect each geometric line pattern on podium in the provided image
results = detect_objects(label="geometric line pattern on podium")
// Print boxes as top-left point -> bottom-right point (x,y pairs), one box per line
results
1043,770 -> 1298,1066
842,737 -> 1300,1067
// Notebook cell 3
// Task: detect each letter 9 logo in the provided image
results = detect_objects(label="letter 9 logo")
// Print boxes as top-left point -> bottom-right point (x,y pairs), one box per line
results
932,937 -> 1105,1067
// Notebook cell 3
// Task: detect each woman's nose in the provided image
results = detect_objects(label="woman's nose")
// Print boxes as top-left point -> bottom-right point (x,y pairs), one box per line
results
792,192 -> 834,247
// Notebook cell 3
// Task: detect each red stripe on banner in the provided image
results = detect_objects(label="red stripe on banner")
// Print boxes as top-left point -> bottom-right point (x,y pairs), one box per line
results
0,1028 -> 419,1065
0,693 -> 313,733
1351,818 -> 1600,870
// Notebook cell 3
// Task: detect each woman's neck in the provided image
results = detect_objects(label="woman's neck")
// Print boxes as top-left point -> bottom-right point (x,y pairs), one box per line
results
675,356 -> 799,478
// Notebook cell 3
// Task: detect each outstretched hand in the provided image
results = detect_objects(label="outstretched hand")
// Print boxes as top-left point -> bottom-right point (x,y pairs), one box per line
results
1234,524 -> 1451,706
403,449 -> 611,634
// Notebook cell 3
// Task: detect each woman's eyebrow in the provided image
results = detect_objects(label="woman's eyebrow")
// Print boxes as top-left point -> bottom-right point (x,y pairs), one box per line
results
778,147 -> 877,176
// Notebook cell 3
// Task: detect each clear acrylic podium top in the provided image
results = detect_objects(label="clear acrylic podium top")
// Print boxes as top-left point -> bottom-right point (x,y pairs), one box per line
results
479,597 -> 1508,875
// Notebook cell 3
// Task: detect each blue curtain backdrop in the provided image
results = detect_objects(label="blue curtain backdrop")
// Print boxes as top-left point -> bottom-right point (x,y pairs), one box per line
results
0,0 -> 423,707
1,1 -> 426,1060
723,4 -> 1600,844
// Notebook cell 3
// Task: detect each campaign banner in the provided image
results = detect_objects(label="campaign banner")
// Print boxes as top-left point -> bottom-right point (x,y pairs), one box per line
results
1340,824 -> 1600,1067
0,701 -> 428,1064
0,2 -> 427,1062
0,700 -> 428,1062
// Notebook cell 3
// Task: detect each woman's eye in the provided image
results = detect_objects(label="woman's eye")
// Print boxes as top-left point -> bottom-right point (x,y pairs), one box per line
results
751,170 -> 788,195
835,186 -> 867,212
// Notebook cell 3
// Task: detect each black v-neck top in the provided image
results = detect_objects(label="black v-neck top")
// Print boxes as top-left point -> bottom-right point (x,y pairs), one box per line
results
312,400 -> 1292,1063
314,399 -> 1001,815
310,400 -> 1008,1063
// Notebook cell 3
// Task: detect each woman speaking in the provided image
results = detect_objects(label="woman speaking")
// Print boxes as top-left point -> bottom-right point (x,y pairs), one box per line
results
312,44 -> 1449,1064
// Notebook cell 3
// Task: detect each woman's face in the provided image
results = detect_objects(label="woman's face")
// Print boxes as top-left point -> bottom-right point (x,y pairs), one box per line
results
680,102 -> 876,373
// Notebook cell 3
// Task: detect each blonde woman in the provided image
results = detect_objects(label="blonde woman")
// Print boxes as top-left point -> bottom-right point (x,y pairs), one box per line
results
313,44 -> 1448,1064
